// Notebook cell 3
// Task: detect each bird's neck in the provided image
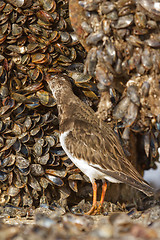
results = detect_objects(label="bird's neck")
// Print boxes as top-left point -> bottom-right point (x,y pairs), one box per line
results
56,89 -> 77,124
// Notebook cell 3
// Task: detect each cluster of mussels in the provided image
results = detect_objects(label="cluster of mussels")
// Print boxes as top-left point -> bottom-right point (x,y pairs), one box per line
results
70,0 -> 160,169
0,0 -> 98,207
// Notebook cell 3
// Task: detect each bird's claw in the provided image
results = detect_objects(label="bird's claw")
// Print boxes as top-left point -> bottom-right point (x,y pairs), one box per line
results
84,202 -> 104,215
84,204 -> 97,215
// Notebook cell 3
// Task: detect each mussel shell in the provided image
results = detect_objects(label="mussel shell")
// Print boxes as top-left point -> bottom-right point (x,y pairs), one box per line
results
0,1 -> 6,11
16,155 -> 30,168
150,132 -> 158,158
142,132 -> 150,159
7,185 -> 20,197
28,174 -> 41,191
12,138 -> 21,152
45,135 -> 56,147
10,193 -> 21,207
0,136 -> 4,148
68,180 -> 78,192
127,85 -> 140,106
42,0 -> 56,12
138,0 -> 160,20
1,137 -> 17,152
18,166 -> 30,175
36,90 -> 56,107
18,132 -> 30,143
59,185 -> 71,199
12,103 -> 25,117
25,95 -> 40,109
22,193 -> 33,207
122,127 -> 130,140
30,126 -> 44,139
13,169 -> 28,188
11,123 -> 22,135
1,154 -> 15,167
0,192 -> 10,205
50,147 -> 66,156
6,0 -> 32,8
45,168 -> 67,178
141,81 -> 150,97
38,153 -> 50,165
68,174 -> 83,181
40,176 -> 49,189
0,105 -> 11,117
39,195 -> 48,207
156,114 -> 160,131
113,97 -> 130,120
46,174 -> 64,186
112,14 -> 134,29
5,154 -> 16,167
28,67 -> 44,82
145,34 -> 160,48
33,139 -> 44,157
0,85 -> 8,99
23,116 -> 32,130
62,158 -> 74,167
30,164 -> 44,176
32,189 -> 39,200
47,154 -> 59,166
122,102 -> 138,127
0,171 -> 8,181
0,66 -> 7,85
0,120 -> 7,133
19,144 -> 29,158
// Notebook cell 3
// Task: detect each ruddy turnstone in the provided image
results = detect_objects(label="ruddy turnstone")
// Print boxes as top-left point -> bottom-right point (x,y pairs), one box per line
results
46,74 -> 154,214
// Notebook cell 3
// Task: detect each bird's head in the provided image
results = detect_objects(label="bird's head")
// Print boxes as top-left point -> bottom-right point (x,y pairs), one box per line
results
46,74 -> 72,99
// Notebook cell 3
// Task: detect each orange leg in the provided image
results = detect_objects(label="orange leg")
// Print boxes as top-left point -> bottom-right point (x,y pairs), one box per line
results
97,181 -> 107,213
85,181 -> 97,215
100,181 -> 107,206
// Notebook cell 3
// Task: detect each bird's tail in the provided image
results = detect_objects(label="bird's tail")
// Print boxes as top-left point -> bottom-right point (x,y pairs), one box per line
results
127,179 -> 155,196
113,173 -> 155,196
96,167 -> 155,196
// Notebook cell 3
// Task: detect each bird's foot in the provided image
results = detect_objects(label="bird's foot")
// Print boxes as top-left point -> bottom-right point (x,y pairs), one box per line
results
96,203 -> 104,214
84,206 -> 104,215
84,203 -> 104,215
84,204 -> 97,215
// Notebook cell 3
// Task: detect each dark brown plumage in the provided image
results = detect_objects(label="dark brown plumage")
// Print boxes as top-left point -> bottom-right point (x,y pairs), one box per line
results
46,74 -> 154,214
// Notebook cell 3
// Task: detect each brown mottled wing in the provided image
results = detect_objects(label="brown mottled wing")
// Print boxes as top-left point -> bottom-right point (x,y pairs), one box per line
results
64,119 -> 154,196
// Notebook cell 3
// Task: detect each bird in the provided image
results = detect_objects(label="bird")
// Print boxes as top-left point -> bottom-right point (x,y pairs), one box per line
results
46,74 -> 154,215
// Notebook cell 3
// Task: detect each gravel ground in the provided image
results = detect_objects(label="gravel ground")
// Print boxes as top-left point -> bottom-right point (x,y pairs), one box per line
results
0,197 -> 160,240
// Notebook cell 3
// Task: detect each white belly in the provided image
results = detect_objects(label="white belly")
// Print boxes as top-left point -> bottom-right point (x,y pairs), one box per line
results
60,131 -> 120,183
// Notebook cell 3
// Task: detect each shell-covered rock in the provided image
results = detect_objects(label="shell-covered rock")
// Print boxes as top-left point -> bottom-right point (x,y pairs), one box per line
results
0,0 -> 96,207
70,0 -> 160,90
69,0 -> 160,170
